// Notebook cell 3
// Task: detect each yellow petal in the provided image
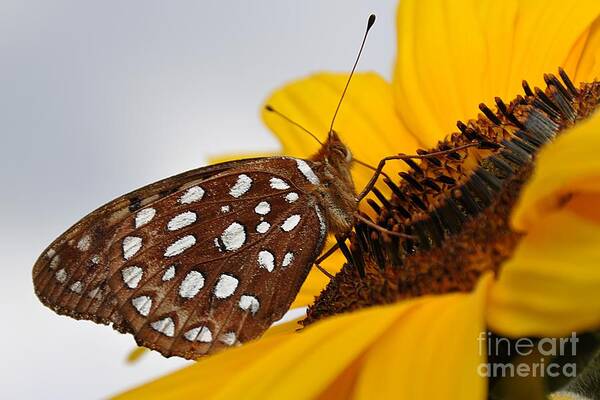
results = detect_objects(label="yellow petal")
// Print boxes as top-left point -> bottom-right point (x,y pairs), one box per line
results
316,356 -> 365,400
572,16 -> 600,83
393,0 -> 600,147
487,209 -> 600,337
113,334 -> 290,400
116,276 -> 492,400
354,274 -> 491,400
261,72 -> 421,198
126,347 -> 147,363
263,318 -> 301,337
512,110 -> 600,231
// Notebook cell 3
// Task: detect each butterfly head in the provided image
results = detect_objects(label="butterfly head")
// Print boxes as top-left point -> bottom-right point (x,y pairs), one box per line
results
326,130 -> 352,163
312,130 -> 353,179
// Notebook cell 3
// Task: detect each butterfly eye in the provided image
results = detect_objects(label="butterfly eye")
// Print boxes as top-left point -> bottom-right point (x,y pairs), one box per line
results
345,148 -> 352,162
339,147 -> 352,163
329,145 -> 351,163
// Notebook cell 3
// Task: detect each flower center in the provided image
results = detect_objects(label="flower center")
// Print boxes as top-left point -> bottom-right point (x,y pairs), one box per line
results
304,70 -> 600,326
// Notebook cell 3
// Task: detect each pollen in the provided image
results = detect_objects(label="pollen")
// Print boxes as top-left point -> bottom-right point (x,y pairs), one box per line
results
304,70 -> 600,326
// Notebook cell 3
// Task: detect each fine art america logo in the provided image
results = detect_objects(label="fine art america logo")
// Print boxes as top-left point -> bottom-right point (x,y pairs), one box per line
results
477,332 -> 579,378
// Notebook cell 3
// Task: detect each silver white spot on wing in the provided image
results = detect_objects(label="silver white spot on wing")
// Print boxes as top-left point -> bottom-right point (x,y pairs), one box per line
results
229,174 -> 253,198
184,326 -> 212,343
220,332 -> 237,346
164,235 -> 196,257
214,274 -> 239,299
46,248 -> 56,258
220,222 -> 246,251
49,254 -> 60,270
296,159 -> 320,184
132,295 -> 152,316
282,252 -> 294,268
90,255 -> 100,265
257,250 -> 275,272
122,236 -> 143,260
220,205 -> 231,213
69,281 -> 83,294
254,201 -> 271,215
77,235 -> 91,252
162,265 -> 176,281
270,177 -> 290,190
87,286 -> 102,299
314,205 -> 327,241
167,211 -> 197,231
239,295 -> 260,314
135,208 -> 156,228
256,221 -> 270,234
179,186 -> 205,204
285,192 -> 299,203
55,268 -> 67,283
179,271 -> 205,299
151,317 -> 175,337
281,214 -> 301,232
121,266 -> 143,289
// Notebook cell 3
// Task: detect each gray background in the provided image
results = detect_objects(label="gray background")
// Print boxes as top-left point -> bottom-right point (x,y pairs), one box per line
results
0,1 -> 397,398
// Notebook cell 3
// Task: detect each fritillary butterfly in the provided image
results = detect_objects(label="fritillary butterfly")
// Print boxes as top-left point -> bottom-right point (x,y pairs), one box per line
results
32,16 -> 376,359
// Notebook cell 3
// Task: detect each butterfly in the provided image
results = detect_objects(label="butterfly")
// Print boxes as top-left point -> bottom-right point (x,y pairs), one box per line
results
32,132 -> 357,359
32,15 -> 379,360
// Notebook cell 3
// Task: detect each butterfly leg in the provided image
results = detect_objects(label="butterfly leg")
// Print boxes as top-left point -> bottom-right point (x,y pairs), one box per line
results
352,157 -> 392,181
354,213 -> 415,239
312,243 -> 339,279
312,235 -> 362,279
355,142 -> 481,202
315,232 -> 369,278
314,262 -> 335,280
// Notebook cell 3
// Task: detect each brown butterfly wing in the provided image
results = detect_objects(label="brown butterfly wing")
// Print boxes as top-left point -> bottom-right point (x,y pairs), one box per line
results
32,159 -> 264,331
105,157 -> 327,358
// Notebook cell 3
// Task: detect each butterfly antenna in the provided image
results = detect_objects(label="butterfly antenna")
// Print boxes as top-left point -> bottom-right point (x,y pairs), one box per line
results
329,14 -> 376,134
265,105 -> 324,146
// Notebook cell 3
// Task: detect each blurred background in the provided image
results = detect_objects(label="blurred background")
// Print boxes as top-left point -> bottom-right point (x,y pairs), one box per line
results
0,1 -> 397,398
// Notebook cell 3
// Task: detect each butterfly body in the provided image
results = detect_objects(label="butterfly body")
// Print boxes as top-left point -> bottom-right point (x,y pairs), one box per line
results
33,133 -> 356,358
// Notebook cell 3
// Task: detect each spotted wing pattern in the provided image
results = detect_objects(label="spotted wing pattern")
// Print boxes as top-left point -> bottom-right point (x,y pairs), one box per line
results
106,157 -> 328,358
32,159 -> 263,332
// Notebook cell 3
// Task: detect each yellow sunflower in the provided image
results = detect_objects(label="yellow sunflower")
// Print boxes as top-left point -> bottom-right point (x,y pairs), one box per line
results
115,0 -> 600,399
